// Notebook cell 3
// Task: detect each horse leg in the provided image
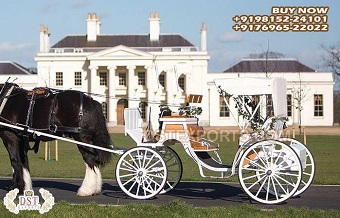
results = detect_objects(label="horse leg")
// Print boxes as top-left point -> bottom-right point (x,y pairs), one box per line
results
1,131 -> 32,193
77,161 -> 102,197
19,138 -> 32,191
74,135 -> 102,196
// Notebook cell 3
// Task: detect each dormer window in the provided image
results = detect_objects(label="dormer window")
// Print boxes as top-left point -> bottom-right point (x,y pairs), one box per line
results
74,48 -> 83,53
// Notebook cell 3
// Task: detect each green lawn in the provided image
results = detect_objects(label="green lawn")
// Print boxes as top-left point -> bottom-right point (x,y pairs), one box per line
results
0,133 -> 339,185
0,200 -> 340,218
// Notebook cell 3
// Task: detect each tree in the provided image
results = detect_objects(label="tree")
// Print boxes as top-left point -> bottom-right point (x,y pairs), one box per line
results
334,91 -> 340,125
290,71 -> 311,134
247,51 -> 285,59
321,42 -> 340,125
247,49 -> 285,77
321,42 -> 340,85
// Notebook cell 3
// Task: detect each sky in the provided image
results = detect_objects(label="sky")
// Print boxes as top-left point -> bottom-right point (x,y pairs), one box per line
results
0,0 -> 339,73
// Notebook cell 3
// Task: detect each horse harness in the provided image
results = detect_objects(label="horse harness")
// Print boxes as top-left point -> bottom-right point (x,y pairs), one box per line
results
0,83 -> 89,153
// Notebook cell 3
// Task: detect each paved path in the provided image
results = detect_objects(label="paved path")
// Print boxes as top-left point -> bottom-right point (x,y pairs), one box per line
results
1,178 -> 339,209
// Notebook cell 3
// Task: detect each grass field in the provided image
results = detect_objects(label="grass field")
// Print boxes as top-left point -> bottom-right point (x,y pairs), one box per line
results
0,133 -> 340,184
0,200 -> 340,218
0,133 -> 340,217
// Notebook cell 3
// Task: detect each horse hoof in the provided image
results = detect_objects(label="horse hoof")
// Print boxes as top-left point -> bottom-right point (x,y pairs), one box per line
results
77,188 -> 99,197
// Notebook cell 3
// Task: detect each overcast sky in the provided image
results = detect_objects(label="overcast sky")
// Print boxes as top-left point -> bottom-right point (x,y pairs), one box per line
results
0,0 -> 339,73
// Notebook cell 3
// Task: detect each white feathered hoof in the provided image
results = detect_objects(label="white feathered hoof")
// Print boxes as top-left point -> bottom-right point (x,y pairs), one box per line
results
77,164 -> 102,197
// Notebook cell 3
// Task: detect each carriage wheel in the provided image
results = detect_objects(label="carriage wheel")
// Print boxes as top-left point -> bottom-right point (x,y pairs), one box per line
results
115,147 -> 167,200
238,140 -> 302,204
279,138 -> 315,196
156,146 -> 183,194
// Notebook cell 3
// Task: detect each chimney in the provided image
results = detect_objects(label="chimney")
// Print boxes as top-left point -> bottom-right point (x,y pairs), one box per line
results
149,12 -> 160,41
87,13 -> 99,41
200,22 -> 207,52
96,15 -> 101,35
44,26 -> 50,53
39,24 -> 50,53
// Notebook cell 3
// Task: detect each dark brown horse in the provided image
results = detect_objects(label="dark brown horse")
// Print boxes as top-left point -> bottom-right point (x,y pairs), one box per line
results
0,82 -> 112,196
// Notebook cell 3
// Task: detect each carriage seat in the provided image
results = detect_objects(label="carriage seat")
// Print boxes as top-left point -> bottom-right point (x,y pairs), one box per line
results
187,124 -> 218,151
26,87 -> 51,100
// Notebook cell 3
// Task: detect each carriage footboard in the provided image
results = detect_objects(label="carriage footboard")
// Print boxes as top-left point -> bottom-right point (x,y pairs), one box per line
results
194,151 -> 231,169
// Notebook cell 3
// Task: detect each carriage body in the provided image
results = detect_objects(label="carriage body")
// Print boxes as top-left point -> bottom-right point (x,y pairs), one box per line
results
118,77 -> 315,204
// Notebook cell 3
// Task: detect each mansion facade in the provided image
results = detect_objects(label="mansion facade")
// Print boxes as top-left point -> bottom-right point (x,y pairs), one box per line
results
30,12 -> 334,128
35,13 -> 210,128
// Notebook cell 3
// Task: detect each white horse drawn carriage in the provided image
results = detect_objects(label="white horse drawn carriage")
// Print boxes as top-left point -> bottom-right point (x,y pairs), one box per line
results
0,77 -> 315,205
116,77 -> 315,204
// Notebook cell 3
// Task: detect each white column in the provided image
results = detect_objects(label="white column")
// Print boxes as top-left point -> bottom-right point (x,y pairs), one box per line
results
145,65 -> 159,129
184,72 -> 191,94
166,69 -> 173,107
108,65 -> 117,125
127,65 -> 138,108
200,22 -> 207,52
88,65 -> 98,95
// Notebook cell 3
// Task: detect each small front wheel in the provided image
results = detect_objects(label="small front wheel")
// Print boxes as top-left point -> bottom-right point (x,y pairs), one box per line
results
156,146 -> 183,194
115,147 -> 167,200
238,140 -> 302,204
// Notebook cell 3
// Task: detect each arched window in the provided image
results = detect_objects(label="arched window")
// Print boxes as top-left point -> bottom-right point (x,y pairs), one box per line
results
158,72 -> 166,89
178,74 -> 185,91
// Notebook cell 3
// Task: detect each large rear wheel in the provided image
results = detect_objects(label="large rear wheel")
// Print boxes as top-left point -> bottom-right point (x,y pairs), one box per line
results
279,138 -> 315,196
238,140 -> 302,204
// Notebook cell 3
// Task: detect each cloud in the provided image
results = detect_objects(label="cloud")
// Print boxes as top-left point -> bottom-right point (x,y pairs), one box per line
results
41,0 -> 61,13
72,0 -> 90,9
217,32 -> 243,43
0,42 -> 33,51
0,43 -> 37,67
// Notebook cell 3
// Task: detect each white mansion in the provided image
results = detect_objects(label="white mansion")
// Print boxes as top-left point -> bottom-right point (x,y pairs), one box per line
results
3,12 -> 333,127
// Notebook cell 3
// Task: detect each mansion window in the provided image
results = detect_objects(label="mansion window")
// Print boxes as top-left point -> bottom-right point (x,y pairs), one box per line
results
119,72 -> 126,86
219,95 -> 230,117
101,102 -> 108,120
138,71 -> 146,86
314,94 -> 323,117
99,72 -> 107,86
56,72 -> 63,86
266,95 -> 273,117
178,75 -> 185,91
139,101 -> 147,119
287,94 -> 292,117
159,73 -> 165,88
74,72 -> 82,86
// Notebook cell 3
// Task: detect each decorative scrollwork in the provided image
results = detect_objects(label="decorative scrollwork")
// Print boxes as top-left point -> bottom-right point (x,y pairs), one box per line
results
3,189 -> 19,214
39,188 -> 55,214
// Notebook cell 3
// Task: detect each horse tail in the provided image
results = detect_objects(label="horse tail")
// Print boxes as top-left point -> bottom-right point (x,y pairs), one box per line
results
92,101 -> 112,167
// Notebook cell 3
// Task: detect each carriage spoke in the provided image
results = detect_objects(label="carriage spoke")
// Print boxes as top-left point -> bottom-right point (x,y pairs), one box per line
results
245,157 -> 266,170
118,172 -> 136,178
243,172 -> 265,181
275,174 -> 296,187
270,177 -> 280,200
255,176 -> 268,197
128,153 -> 140,169
273,175 -> 289,195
